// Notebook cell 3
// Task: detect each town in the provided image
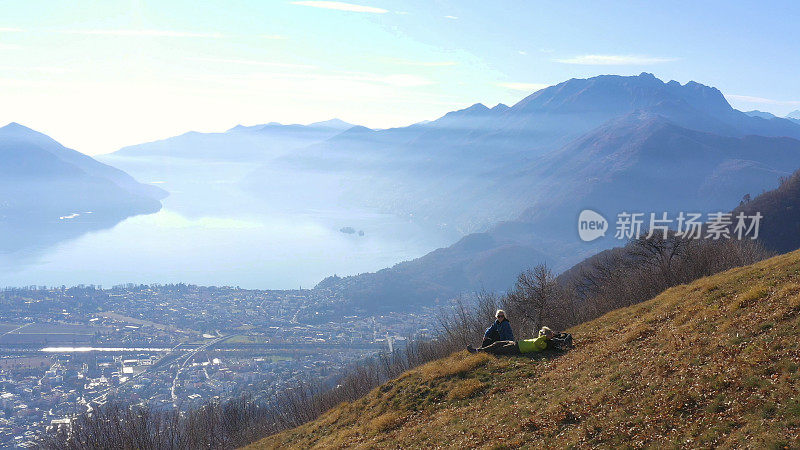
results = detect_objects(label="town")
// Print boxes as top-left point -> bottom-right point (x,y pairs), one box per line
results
0,284 -> 439,448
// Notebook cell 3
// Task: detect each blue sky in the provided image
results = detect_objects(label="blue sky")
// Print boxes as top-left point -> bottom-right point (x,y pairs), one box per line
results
0,0 -> 798,154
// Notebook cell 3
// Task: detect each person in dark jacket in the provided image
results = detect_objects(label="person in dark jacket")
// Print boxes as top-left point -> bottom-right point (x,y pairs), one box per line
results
481,309 -> 514,347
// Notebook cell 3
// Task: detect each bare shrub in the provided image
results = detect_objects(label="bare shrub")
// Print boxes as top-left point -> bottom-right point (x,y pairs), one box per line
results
564,234 -> 772,325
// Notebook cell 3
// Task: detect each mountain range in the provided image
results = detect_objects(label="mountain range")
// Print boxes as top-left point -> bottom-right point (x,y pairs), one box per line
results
96,73 -> 800,310
247,73 -> 800,235
746,109 -> 800,124
112,119 -> 355,161
306,74 -> 800,309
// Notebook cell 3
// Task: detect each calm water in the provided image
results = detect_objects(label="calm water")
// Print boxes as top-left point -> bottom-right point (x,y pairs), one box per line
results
0,156 -> 459,289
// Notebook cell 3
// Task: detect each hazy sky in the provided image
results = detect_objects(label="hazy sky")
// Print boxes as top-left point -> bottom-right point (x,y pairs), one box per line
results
0,0 -> 798,154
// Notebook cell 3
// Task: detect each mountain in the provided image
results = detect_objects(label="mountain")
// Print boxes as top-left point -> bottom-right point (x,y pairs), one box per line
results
307,118 -> 356,130
317,232 -> 549,311
514,113 -> 800,229
505,73 -> 800,140
250,250 -> 800,448
0,123 -> 165,251
729,168 -> 800,254
307,74 -> 800,309
787,110 -> 800,124
745,110 -> 776,119
111,119 -> 356,161
0,123 -> 166,201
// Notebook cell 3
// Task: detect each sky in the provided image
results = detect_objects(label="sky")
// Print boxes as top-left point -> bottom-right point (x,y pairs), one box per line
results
0,0 -> 798,155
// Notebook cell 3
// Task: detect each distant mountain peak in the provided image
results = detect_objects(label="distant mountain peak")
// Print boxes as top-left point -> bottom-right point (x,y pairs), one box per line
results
1,121 -> 37,134
463,103 -> 490,112
227,122 -> 283,132
787,110 -> 800,120
307,118 -> 355,130
337,125 -> 373,135
512,73 -> 732,117
228,119 -> 354,133
0,122 -> 62,147
436,103 -> 494,121
745,110 -> 777,119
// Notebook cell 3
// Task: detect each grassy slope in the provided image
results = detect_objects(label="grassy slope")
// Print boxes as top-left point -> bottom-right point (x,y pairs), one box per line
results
248,251 -> 800,449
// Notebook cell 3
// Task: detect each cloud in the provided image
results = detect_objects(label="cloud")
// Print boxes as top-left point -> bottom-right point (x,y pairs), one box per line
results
180,62 -> 433,89
518,50 -> 527,55
260,34 -> 288,40
0,65 -> 72,74
59,29 -> 223,38
725,94 -> 800,106
382,57 -> 457,67
0,43 -> 20,50
186,57 -> 317,70
496,82 -> 549,91
381,74 -> 433,87
291,1 -> 388,13
555,54 -> 678,65
444,15 -> 459,20
0,27 -> 23,32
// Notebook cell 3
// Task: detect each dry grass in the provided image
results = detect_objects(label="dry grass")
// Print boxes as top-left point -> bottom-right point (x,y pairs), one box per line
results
419,351 -> 492,380
733,284 -> 770,309
246,250 -> 800,449
447,378 -> 485,401
367,411 -> 406,433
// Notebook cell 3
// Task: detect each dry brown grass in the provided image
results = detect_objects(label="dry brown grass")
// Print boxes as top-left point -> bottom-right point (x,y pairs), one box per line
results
446,378 -> 485,400
367,411 -> 406,433
418,351 -> 492,380
732,284 -> 770,309
246,250 -> 800,449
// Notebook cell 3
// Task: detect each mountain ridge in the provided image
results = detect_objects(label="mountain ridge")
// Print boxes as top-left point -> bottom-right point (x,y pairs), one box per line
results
112,119 -> 357,160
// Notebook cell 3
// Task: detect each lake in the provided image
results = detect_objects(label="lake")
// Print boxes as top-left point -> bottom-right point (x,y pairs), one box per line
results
0,156 -> 459,289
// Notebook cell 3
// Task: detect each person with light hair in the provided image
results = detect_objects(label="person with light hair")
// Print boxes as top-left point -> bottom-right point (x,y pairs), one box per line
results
480,309 -> 514,347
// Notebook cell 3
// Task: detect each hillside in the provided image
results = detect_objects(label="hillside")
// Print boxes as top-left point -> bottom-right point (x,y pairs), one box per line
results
250,250 -> 800,448
730,169 -> 800,254
0,122 -> 166,203
316,232 -> 549,311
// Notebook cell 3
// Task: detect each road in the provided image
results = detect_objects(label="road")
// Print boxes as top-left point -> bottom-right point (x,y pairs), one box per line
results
171,333 -> 241,407
0,323 -> 31,338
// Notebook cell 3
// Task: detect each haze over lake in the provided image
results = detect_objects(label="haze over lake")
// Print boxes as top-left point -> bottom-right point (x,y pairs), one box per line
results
0,155 -> 458,289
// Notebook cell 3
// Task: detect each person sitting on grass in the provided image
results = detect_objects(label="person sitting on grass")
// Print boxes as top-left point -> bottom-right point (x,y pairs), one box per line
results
467,326 -> 555,355
482,309 -> 514,347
